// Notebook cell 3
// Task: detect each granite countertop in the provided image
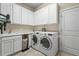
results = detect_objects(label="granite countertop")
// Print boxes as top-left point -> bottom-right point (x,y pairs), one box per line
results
0,32 -> 33,37
0,33 -> 22,37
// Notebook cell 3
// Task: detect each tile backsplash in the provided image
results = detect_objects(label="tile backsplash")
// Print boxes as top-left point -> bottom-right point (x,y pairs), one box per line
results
34,24 -> 58,32
3,23 -> 58,34
5,24 -> 33,33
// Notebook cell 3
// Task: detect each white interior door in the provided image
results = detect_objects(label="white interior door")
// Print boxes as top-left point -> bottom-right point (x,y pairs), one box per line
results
62,7 -> 79,55
62,7 -> 79,31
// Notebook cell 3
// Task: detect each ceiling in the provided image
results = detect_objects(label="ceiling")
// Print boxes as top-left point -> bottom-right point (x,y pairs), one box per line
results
19,3 -> 79,11
23,3 -> 43,9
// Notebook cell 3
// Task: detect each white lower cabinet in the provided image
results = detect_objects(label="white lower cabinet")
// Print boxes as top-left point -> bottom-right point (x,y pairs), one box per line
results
2,37 -> 13,56
0,35 -> 22,56
14,36 -> 22,53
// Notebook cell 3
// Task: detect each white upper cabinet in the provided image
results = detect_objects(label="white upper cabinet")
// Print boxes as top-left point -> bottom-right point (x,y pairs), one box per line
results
22,7 -> 28,25
0,3 -> 13,23
34,9 -> 41,25
40,6 -> 48,24
34,6 -> 48,25
22,7 -> 34,25
48,3 -> 58,24
13,4 -> 22,24
34,3 -> 58,25
27,10 -> 34,25
0,3 -> 58,25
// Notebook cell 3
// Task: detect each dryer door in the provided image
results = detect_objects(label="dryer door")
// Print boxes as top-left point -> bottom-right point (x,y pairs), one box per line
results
40,36 -> 53,50
32,35 -> 38,45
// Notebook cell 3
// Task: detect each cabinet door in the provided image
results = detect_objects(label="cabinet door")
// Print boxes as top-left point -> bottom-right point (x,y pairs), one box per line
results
13,4 -> 22,24
27,10 -> 34,25
34,10 -> 40,25
14,36 -> 22,52
0,3 -> 1,12
30,12 -> 34,25
22,7 -> 28,25
40,6 -> 48,24
48,3 -> 58,24
22,7 -> 34,25
61,7 -> 79,55
34,6 -> 48,25
34,9 -> 44,25
1,3 -> 13,23
2,37 -> 13,56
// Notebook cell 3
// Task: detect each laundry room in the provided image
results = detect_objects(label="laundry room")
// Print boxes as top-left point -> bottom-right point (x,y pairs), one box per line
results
0,2 -> 79,56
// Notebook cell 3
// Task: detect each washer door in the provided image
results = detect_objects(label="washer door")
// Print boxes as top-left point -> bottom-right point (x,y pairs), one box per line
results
40,36 -> 53,50
32,35 -> 38,45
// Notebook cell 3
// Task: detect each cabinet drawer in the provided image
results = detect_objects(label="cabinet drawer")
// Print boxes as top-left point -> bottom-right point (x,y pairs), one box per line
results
2,36 -> 14,40
2,36 -> 22,40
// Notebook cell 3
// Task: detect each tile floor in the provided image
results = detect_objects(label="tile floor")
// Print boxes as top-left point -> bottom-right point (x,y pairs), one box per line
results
57,51 -> 74,56
14,48 -> 74,56
14,48 -> 44,56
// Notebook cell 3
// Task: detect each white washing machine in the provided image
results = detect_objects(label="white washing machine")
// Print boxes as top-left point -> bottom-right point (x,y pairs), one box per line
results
38,32 -> 58,56
28,32 -> 41,50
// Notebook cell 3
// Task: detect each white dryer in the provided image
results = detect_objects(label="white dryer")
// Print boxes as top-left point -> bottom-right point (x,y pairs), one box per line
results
28,32 -> 41,50
39,32 -> 58,56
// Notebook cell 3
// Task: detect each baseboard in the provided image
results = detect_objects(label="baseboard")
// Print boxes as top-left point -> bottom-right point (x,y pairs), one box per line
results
62,46 -> 79,56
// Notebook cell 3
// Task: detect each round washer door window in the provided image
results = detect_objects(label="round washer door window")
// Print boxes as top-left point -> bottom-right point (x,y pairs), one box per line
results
32,35 -> 38,45
40,36 -> 52,50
